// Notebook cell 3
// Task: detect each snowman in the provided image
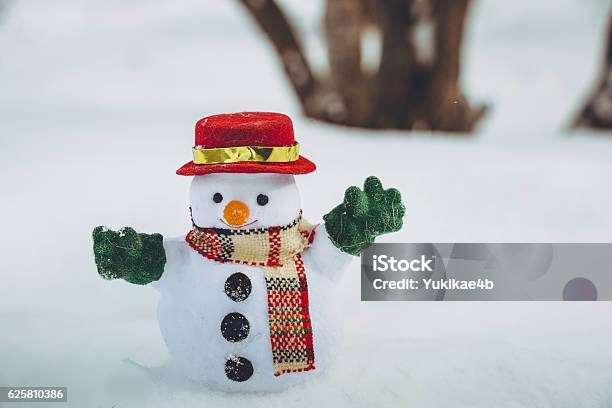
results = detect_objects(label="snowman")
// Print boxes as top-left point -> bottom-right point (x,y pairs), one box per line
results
93,112 -> 405,392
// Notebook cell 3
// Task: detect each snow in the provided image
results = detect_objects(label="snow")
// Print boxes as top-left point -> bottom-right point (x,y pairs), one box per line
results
1,0 -> 612,406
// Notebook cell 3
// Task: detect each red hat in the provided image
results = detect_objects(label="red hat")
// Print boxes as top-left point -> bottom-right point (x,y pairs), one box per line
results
176,112 -> 316,176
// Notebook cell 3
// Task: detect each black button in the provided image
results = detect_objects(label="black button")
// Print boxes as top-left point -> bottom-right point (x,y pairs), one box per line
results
224,273 -> 252,302
225,356 -> 254,382
257,194 -> 269,206
220,312 -> 250,342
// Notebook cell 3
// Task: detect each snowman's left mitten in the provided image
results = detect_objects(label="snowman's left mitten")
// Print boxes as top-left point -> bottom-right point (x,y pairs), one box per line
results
323,176 -> 405,256
92,226 -> 166,285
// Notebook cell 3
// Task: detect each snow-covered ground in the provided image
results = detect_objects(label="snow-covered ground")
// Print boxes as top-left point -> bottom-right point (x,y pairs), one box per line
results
1,0 -> 612,407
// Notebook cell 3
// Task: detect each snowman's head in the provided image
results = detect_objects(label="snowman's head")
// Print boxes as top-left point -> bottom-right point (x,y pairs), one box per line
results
189,173 -> 301,229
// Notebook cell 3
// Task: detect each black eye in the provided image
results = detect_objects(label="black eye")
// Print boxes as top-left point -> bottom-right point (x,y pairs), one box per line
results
257,194 -> 269,206
213,193 -> 223,203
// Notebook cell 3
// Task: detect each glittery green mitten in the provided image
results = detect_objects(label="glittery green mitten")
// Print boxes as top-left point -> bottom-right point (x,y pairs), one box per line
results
92,226 -> 166,285
323,176 -> 405,256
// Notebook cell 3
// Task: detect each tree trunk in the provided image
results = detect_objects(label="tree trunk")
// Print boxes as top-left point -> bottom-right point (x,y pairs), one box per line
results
324,0 -> 370,126
370,0 -> 416,128
237,0 -> 320,116
238,0 -> 485,132
574,13 -> 612,130
415,0 -> 481,131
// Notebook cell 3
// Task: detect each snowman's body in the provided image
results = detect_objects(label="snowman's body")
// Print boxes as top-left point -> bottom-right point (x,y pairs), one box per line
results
151,173 -> 352,392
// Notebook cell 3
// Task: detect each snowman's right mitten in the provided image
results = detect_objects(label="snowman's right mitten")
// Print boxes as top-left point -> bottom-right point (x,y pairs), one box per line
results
92,226 -> 166,285
323,176 -> 405,256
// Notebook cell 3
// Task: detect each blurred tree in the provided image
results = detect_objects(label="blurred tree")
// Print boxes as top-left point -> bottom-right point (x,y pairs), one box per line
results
238,0 -> 486,132
574,14 -> 612,130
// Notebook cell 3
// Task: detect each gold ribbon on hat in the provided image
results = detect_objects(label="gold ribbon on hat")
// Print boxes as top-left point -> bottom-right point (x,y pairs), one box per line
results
192,143 -> 300,165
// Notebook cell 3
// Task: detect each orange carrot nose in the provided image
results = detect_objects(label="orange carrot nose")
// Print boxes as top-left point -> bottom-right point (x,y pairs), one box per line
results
223,200 -> 250,227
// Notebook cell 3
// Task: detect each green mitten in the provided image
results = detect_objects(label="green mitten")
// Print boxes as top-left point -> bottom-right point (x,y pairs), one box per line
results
323,176 -> 405,256
92,226 -> 166,285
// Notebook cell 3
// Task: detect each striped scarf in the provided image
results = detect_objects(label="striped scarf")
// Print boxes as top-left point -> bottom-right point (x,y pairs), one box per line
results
185,212 -> 317,376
